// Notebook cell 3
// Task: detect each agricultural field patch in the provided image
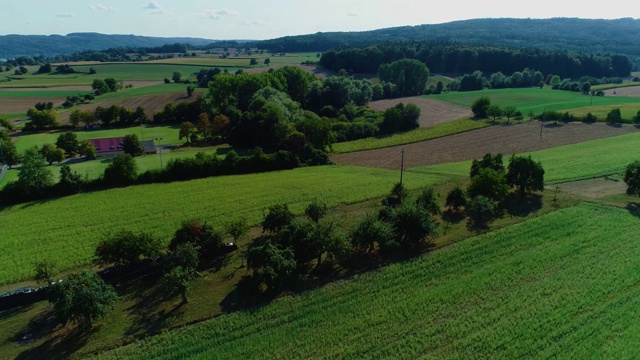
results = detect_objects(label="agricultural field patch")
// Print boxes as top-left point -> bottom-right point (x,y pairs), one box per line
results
0,165 -> 444,285
552,177 -> 626,198
0,97 -> 65,116
368,96 -> 472,127
96,203 -> 640,360
604,85 -> 640,98
332,121 -> 640,171
432,87 -> 640,115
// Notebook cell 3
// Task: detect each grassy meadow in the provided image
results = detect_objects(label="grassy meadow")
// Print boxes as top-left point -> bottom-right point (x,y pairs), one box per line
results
95,203 -> 640,359
0,165 -> 445,285
432,87 -> 640,116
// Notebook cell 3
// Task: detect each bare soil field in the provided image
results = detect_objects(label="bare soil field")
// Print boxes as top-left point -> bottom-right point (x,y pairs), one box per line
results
331,121 -> 640,169
552,177 -> 626,198
604,86 -> 640,97
368,97 -> 472,127
58,92 -> 190,123
0,97 -> 66,114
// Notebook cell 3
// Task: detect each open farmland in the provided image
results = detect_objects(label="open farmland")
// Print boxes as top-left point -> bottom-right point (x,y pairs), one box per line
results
432,87 -> 640,115
96,203 -> 640,360
332,121 -> 640,170
368,96 -> 473,127
0,165 -> 444,285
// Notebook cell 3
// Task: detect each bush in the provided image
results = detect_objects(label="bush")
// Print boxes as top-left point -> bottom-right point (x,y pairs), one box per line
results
95,230 -> 162,267
445,185 -> 467,212
468,168 -> 508,202
262,204 -> 295,234
624,160 -> 640,196
471,96 -> 490,118
467,195 -> 495,226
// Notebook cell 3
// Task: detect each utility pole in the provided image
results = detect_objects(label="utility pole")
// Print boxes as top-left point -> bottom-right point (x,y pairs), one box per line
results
400,148 -> 405,185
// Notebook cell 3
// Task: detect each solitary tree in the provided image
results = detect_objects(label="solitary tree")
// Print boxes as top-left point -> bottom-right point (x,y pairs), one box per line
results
350,214 -> 394,255
18,147 -> 54,196
486,105 -> 502,122
506,155 -> 545,197
39,144 -> 65,165
103,153 -> 138,186
415,186 -> 440,215
305,199 -> 327,223
56,132 -> 79,155
471,96 -> 491,118
172,71 -> 182,83
624,160 -> 640,196
226,219 -> 249,243
77,140 -> 97,159
48,270 -> 117,328
467,195 -> 495,227
122,134 -> 143,156
502,106 -> 517,123
264,58 -> 271,66
0,139 -> 20,167
390,202 -> 437,251
249,58 -> 258,66
606,108 -> 622,123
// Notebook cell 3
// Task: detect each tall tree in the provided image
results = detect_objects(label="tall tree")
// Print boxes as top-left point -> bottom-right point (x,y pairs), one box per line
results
122,134 -> 143,156
103,153 -> 138,186
55,132 -> 79,155
0,139 -> 20,168
18,147 -> 54,196
506,155 -> 545,196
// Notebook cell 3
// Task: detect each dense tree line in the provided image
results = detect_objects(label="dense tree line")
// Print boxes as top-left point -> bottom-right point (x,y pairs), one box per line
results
320,42 -> 632,79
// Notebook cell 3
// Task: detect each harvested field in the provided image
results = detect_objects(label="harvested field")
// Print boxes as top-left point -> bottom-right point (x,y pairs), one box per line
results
552,177 -> 626,198
604,86 -> 640,97
331,121 -> 640,169
0,97 -> 65,114
58,92 -> 190,123
368,97 -> 472,127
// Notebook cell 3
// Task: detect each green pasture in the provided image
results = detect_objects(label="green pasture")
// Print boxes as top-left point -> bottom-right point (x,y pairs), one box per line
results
332,118 -> 488,154
432,88 -> 640,116
97,203 -> 640,359
13,124 -> 183,153
95,83 -> 205,101
0,165 -> 443,285
414,129 -> 640,184
0,90 -> 91,98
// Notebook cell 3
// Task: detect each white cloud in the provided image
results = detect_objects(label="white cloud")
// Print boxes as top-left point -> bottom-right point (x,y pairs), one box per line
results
346,12 -> 358,17
201,8 -> 240,20
90,4 -> 117,11
143,2 -> 161,10
56,13 -> 75,18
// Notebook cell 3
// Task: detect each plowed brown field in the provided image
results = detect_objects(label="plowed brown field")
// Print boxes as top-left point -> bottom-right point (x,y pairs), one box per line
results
368,97 -> 472,127
331,122 -> 640,169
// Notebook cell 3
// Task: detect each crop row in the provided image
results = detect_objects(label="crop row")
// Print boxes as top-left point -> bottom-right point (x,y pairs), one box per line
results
95,203 -> 640,359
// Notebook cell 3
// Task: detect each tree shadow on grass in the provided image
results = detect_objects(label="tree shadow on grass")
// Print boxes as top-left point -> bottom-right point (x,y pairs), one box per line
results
500,193 -> 543,218
14,315 -> 98,360
625,202 -> 640,219
442,210 -> 465,224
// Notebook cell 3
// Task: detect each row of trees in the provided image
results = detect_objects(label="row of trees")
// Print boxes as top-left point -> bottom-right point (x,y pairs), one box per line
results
320,42 -> 632,79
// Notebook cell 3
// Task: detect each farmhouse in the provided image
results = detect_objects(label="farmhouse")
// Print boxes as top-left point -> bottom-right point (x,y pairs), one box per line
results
89,137 -> 124,158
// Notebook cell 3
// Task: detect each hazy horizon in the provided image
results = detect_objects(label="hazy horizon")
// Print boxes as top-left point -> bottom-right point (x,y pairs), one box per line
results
0,0 -> 637,40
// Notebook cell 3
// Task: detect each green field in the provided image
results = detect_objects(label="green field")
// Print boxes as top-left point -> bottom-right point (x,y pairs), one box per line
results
0,165 -> 443,285
332,118 -> 488,153
96,203 -> 640,359
413,131 -> 640,184
432,88 -> 640,116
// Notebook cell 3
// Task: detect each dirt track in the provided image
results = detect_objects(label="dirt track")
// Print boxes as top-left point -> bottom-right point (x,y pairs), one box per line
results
331,121 -> 640,169
368,97 -> 472,127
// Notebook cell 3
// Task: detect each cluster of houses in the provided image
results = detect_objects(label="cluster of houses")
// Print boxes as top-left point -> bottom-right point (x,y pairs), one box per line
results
88,137 -> 157,158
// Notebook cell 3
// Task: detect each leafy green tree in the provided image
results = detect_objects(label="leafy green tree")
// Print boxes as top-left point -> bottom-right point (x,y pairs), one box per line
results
48,270 -> 117,328
606,108 -> 622,123
77,140 -> 97,159
18,147 -> 54,196
350,214 -> 394,255
170,219 -> 224,261
470,153 -> 505,178
158,265 -> 195,304
378,59 -> 429,96
56,132 -> 79,155
506,155 -> 545,196
467,195 -> 495,227
634,110 -> 640,124
226,219 -> 249,243
624,160 -> 640,196
390,202 -> 437,251
467,168 -> 508,202
122,134 -> 143,156
382,182 -> 408,208
445,185 -> 467,212
58,164 -> 84,193
415,186 -> 440,215
305,199 -> 327,223
246,241 -> 297,290
471,96 -> 491,118
103,153 -> 138,186
39,144 -> 64,165
550,75 -> 561,89
0,139 -> 20,167
92,79 -> 109,95
307,221 -> 350,267
179,121 -> 197,144
250,58 -> 258,66
33,260 -> 57,285
0,117 -> 13,131
581,82 -> 591,94
95,230 -> 162,267
69,109 -> 97,128
26,108 -> 58,129
171,71 -> 182,83
502,106 -> 517,123
37,63 -> 52,74
187,84 -> 195,97
264,58 -> 271,66
486,105 -> 501,122
262,204 -> 295,234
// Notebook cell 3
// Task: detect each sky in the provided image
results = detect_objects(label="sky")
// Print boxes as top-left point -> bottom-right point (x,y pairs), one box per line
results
0,0 -> 637,40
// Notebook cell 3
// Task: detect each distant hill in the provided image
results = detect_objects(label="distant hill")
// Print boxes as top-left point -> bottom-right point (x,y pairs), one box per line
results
0,32 -> 220,59
257,18 -> 640,58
